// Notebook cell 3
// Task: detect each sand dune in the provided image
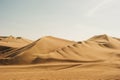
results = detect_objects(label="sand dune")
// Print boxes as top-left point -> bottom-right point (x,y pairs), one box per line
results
0,36 -> 75,64
0,36 -> 32,59
89,34 -> 120,49
0,34 -> 120,80
0,35 -> 32,57
0,35 -> 32,48
1,34 -> 120,64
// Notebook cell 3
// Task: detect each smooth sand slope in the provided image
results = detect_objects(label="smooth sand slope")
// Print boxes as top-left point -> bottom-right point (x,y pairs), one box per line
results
0,34 -> 120,80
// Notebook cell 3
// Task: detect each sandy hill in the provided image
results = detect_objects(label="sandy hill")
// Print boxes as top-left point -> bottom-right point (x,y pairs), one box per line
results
0,36 -> 75,64
0,35 -> 32,48
88,34 -> 120,49
0,35 -> 32,57
0,34 -> 120,65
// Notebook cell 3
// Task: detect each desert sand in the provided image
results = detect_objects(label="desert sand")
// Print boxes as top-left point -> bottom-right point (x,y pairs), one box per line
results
0,34 -> 120,80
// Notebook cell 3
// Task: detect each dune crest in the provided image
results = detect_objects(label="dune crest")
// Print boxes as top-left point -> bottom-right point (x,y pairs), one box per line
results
88,34 -> 120,49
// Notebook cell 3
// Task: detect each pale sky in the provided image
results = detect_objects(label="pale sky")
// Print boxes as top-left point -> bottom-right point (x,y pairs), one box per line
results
0,0 -> 120,41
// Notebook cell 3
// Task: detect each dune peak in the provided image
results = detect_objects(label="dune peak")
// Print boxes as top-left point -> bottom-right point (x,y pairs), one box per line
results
88,34 -> 111,41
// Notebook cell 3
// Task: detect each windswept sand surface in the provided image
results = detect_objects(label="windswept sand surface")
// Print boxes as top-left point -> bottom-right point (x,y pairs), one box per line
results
0,34 -> 120,80
0,63 -> 120,80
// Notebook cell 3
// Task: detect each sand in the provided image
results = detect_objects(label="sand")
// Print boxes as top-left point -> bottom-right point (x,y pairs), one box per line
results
0,36 -> 32,59
0,34 -> 120,80
0,35 -> 32,48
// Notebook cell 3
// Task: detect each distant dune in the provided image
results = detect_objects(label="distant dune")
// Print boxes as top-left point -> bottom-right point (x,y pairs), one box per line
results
0,36 -> 32,58
0,35 -> 32,48
0,34 -> 120,80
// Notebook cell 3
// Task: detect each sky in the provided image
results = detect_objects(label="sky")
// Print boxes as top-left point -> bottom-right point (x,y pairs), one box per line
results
0,0 -> 120,41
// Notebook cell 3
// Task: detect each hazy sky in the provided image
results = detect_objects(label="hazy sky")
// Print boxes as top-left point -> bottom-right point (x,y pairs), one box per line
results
0,0 -> 120,41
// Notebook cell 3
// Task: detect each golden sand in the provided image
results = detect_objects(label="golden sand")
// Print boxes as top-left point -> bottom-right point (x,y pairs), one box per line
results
0,34 -> 120,80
